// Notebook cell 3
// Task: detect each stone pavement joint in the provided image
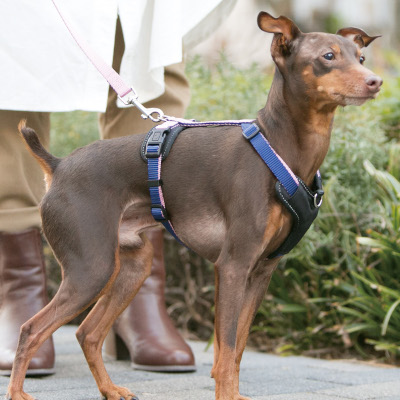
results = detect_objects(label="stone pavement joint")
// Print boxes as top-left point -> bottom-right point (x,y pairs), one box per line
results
1,325 -> 400,400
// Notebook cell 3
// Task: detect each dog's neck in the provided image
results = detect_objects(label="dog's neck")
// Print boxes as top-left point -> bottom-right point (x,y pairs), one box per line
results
257,68 -> 336,186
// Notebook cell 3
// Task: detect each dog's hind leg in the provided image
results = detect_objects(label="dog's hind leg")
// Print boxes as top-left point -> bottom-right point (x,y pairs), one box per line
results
75,234 -> 153,400
6,205 -> 122,400
6,254 -> 121,400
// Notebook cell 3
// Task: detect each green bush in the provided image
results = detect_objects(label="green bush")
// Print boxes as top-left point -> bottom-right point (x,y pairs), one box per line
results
340,157 -> 400,361
50,111 -> 98,157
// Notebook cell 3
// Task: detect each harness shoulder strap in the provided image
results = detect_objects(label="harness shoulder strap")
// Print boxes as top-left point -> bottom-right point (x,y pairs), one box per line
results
241,123 -> 299,196
241,122 -> 324,259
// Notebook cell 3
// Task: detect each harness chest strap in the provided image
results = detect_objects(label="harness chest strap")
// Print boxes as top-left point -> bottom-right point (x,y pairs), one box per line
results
144,120 -> 324,258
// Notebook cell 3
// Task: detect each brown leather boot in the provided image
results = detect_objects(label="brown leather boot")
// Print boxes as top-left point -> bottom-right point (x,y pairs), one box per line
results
105,229 -> 195,372
0,228 -> 55,376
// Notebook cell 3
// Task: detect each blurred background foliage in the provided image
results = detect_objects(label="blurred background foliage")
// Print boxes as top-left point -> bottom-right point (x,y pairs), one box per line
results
46,45 -> 400,363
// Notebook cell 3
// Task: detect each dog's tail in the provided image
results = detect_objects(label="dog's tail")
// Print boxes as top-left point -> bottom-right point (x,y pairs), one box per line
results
18,119 -> 61,184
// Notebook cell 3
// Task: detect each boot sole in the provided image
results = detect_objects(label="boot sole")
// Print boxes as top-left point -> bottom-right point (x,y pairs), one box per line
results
0,368 -> 55,377
131,362 -> 196,372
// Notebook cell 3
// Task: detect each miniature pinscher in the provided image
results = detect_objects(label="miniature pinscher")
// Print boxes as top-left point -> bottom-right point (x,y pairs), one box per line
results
7,11 -> 382,400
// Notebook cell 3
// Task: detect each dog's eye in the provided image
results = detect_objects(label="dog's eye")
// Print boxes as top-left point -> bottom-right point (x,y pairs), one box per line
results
360,55 -> 366,64
323,52 -> 335,61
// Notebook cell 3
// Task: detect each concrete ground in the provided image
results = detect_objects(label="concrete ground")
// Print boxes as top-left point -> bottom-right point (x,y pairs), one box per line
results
1,325 -> 400,400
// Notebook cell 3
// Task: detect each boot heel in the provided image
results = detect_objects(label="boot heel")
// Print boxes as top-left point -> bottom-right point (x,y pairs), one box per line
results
0,228 -> 55,375
103,328 -> 116,360
103,328 -> 130,361
115,332 -> 130,360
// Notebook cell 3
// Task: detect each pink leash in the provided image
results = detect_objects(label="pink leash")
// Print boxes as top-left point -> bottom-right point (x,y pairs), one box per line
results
51,0 -> 166,122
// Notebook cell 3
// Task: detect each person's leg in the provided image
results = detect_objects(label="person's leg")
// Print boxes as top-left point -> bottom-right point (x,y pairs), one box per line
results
0,110 -> 55,375
100,19 -> 194,371
0,111 -> 49,232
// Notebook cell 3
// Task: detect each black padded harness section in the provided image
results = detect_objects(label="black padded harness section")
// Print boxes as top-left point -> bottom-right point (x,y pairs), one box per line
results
269,173 -> 324,258
140,124 -> 187,162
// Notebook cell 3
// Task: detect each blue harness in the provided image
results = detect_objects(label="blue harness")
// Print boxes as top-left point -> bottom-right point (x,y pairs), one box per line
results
142,119 -> 324,258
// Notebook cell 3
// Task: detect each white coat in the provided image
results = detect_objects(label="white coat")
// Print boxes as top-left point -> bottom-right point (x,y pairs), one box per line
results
0,0 -> 234,112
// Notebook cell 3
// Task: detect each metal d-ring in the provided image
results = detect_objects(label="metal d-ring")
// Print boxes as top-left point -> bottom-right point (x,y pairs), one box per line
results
314,193 -> 323,208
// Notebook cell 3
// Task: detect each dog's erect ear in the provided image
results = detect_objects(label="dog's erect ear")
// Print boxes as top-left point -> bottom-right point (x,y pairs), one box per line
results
336,27 -> 380,48
257,12 -> 301,57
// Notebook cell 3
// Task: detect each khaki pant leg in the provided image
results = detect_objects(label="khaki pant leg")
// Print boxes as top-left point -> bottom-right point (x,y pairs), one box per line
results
99,18 -> 190,139
0,111 -> 50,232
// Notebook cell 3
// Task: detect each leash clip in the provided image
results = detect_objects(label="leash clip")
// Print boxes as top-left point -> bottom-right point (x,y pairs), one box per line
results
118,88 -> 166,123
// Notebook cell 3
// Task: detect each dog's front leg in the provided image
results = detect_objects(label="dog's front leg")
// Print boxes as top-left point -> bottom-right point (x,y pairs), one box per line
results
212,259 -> 251,400
233,259 -> 279,400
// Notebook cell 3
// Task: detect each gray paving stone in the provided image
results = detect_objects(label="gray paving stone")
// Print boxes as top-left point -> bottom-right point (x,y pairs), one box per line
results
254,393 -> 348,400
1,325 -> 400,400
321,381 -> 400,399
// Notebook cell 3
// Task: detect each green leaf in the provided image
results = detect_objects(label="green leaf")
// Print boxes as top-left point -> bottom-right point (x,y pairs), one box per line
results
280,304 -> 308,313
382,298 -> 400,336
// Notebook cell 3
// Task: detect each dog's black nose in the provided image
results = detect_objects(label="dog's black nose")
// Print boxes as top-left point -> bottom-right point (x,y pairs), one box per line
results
365,75 -> 383,92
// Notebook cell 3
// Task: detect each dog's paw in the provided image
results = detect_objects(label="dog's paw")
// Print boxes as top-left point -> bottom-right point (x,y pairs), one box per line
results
102,397 -> 138,400
100,385 -> 138,400
5,391 -> 36,400
236,395 -> 251,400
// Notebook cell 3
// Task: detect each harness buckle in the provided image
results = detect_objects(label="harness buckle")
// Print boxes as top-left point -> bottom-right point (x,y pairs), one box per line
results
148,179 -> 163,187
145,129 -> 168,158
242,123 -> 260,140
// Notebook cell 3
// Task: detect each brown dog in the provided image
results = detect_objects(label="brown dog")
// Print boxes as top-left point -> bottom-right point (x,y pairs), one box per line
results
7,12 -> 382,400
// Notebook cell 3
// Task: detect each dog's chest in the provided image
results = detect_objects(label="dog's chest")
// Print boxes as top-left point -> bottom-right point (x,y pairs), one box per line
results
262,202 -> 292,259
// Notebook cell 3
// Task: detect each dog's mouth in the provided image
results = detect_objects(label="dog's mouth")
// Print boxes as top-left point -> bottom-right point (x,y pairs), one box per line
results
345,95 -> 377,105
332,91 -> 379,106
